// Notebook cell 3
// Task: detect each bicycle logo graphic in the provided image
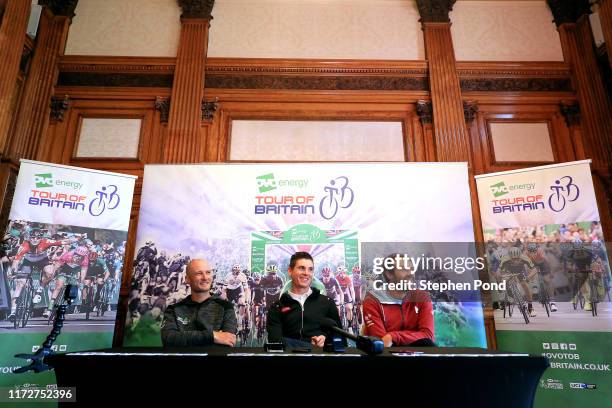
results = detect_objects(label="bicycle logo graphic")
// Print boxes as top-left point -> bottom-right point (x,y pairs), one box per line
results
319,176 -> 354,220
548,176 -> 579,212
89,185 -> 120,216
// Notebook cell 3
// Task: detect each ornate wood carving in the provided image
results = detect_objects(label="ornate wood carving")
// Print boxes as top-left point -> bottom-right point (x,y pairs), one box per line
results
178,0 -> 215,19
49,95 -> 70,122
416,0 -> 456,23
58,56 -> 176,74
155,97 -> 171,123
559,101 -> 580,127
54,73 -> 574,92
456,61 -> 571,79
460,78 -> 572,92
201,97 -> 218,121
57,72 -> 174,88
416,100 -> 433,125
463,101 -> 478,125
547,0 -> 591,26
205,75 -> 429,91
40,0 -> 79,18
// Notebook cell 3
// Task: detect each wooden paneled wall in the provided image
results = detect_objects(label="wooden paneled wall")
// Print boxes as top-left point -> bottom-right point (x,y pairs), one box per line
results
1,0 -> 611,349
46,55 -> 603,348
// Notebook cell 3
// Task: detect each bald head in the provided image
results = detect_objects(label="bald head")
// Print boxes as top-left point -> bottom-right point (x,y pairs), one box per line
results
186,259 -> 211,275
185,259 -> 213,294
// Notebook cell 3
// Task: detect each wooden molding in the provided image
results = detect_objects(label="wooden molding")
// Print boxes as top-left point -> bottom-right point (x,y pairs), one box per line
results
58,55 -> 176,74
456,61 -> 571,79
55,57 -> 576,93
206,58 -> 428,77
57,56 -> 571,80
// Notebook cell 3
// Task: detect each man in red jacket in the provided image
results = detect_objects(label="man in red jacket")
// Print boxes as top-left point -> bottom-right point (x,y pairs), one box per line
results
363,254 -> 435,347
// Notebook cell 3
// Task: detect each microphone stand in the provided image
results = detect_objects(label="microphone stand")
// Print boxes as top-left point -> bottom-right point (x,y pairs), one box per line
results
14,285 -> 78,373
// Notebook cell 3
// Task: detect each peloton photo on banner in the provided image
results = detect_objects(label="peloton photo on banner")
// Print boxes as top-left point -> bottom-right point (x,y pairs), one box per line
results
0,160 -> 136,389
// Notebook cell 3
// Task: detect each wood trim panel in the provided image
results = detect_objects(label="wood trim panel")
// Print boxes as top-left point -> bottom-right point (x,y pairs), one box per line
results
473,105 -> 576,174
208,100 -> 418,163
58,55 -> 176,74
485,118 -> 558,166
58,56 -> 572,80
58,101 -> 155,168
456,61 -> 571,79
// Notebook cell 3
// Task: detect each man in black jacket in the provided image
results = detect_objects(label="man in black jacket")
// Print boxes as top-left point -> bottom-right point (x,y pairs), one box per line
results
267,252 -> 342,348
161,259 -> 237,347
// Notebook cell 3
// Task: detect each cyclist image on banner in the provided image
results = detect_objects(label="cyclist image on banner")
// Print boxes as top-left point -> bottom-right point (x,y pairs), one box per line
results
46,246 -> 89,321
336,265 -> 355,329
496,246 -> 538,323
261,264 -> 284,307
222,264 -> 250,345
1,220 -> 126,332
525,242 -> 557,315
320,266 -> 344,318
249,271 -> 267,345
351,265 -> 366,336
8,227 -> 80,325
486,221 -> 611,330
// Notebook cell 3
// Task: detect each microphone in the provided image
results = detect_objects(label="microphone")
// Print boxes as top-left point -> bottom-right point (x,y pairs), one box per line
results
320,317 -> 384,355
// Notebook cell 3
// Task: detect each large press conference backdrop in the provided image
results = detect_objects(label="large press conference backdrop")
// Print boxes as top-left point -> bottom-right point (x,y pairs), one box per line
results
0,160 -> 135,389
124,163 -> 487,347
476,160 -> 611,407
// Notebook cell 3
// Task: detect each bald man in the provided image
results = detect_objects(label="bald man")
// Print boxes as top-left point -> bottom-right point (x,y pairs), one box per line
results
161,259 -> 237,347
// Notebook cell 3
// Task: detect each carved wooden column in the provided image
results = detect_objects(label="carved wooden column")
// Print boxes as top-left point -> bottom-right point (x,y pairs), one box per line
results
0,0 -> 31,156
163,0 -> 214,163
597,0 -> 612,67
6,0 -> 77,164
548,0 -> 612,166
417,0 -> 471,163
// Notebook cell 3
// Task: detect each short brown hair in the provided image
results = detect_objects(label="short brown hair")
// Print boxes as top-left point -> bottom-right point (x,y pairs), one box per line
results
289,252 -> 313,268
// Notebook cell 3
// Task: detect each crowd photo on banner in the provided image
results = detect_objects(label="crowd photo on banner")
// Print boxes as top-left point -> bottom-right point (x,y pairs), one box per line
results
476,161 -> 612,408
124,163 -> 487,348
0,220 -> 126,330
486,221 -> 610,324
127,240 -> 378,346
0,160 -> 135,390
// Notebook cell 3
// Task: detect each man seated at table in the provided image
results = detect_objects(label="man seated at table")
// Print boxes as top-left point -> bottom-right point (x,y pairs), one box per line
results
267,251 -> 342,349
161,259 -> 237,347
363,254 -> 435,347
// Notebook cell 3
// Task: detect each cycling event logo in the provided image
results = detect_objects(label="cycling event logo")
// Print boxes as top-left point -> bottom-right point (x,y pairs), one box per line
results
256,173 -> 277,193
319,176 -> 354,220
89,185 -> 120,216
33,172 -> 83,190
34,173 -> 53,188
256,173 -> 310,193
490,181 -> 508,197
548,176 -> 579,212
490,180 -> 536,198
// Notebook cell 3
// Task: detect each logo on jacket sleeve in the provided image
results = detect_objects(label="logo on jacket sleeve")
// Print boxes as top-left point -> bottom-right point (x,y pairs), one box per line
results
177,316 -> 190,325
